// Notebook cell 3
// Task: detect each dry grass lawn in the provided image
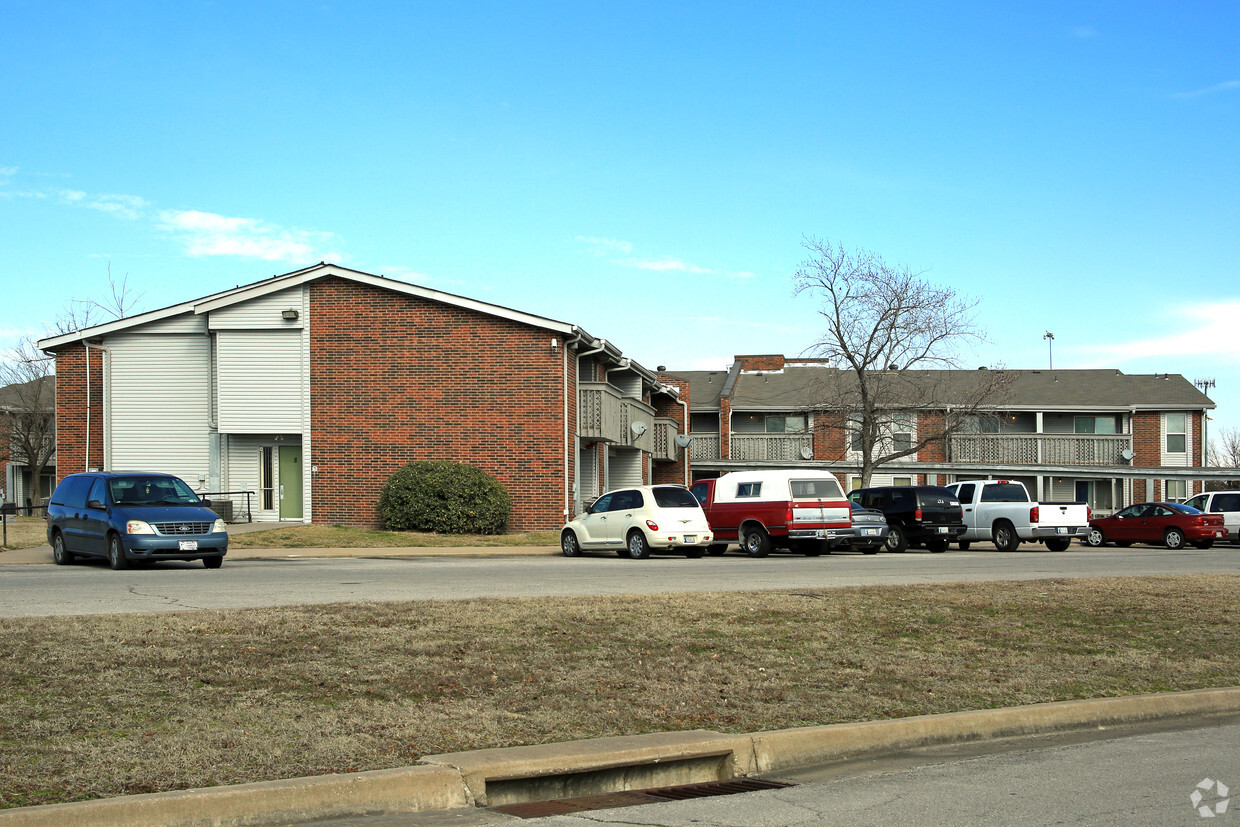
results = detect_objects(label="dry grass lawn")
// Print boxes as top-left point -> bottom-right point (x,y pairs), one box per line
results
227,524 -> 557,549
0,517 -> 47,551
3,575 -> 1240,810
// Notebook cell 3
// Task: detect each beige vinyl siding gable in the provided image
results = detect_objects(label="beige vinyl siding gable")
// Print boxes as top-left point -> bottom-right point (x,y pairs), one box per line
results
216,330 -> 303,433
107,333 -> 211,488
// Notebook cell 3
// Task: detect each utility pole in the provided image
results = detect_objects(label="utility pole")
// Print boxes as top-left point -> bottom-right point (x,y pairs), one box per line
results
1043,331 -> 1054,370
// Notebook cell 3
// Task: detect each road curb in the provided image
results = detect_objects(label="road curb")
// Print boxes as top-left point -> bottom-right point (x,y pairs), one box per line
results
3,686 -> 1238,826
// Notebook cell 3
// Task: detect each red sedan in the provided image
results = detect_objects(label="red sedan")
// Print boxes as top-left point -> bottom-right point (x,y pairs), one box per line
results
1084,502 -> 1228,550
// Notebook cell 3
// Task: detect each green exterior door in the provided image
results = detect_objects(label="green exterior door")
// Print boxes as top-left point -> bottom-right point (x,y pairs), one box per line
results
278,447 -> 303,520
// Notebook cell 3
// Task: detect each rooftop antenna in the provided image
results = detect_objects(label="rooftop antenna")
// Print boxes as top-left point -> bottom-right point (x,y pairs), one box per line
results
1042,331 -> 1054,370
1195,378 -> 1216,396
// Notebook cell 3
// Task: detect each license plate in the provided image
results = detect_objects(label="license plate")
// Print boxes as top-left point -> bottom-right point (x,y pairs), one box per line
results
179,540 -> 198,551
863,528 -> 879,536
938,526 -> 949,533
683,535 -> 697,544
1056,527 -> 1067,534
1217,531 -> 1225,538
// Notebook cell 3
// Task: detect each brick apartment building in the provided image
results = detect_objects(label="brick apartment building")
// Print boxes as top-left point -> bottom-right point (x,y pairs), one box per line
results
38,264 -> 689,530
668,354 -> 1223,515
38,266 -> 1228,529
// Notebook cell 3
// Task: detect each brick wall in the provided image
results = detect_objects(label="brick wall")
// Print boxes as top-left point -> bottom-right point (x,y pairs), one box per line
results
308,278 -> 570,531
733,354 -> 786,371
917,412 -> 947,462
811,411 -> 848,461
1132,411 -> 1161,467
652,376 -> 689,485
51,344 -> 105,482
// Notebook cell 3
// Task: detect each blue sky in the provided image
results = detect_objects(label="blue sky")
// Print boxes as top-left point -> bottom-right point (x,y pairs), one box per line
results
2,1 -> 1237,435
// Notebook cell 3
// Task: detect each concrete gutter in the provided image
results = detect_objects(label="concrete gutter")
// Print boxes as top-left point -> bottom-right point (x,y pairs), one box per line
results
3,686 -> 1238,826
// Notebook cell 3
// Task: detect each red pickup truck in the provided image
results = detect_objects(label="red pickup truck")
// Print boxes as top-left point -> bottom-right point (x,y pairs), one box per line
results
690,469 -> 852,557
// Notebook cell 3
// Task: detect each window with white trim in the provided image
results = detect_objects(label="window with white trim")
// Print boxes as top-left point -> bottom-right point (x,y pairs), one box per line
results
1165,414 -> 1187,454
1166,479 -> 1187,501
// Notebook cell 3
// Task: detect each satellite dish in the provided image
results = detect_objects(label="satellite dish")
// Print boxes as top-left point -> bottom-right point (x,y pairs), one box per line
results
1120,448 -> 1135,462
631,421 -> 648,436
800,446 -> 814,460
674,434 -> 693,447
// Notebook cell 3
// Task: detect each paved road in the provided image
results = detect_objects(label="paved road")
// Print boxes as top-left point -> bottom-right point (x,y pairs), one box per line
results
1,546 -> 1237,617
299,715 -> 1240,826
513,717 -> 1240,826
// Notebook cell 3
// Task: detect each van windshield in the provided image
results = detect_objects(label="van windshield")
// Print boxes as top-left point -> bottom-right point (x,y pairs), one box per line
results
653,487 -> 700,508
109,477 -> 202,507
790,479 -> 844,499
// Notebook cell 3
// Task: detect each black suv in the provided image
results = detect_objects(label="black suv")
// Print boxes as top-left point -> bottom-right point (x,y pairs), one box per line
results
849,485 -> 966,553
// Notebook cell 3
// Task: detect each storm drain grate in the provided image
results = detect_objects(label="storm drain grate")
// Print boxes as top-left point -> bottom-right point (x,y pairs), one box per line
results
490,778 -> 796,818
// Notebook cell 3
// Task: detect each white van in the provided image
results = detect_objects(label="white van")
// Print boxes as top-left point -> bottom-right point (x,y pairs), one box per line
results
1183,490 -> 1240,545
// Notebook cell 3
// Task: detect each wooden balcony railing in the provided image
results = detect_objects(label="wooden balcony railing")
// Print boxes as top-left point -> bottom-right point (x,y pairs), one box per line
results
731,434 -> 814,462
651,418 -> 679,462
950,434 -> 1132,466
578,382 -> 655,451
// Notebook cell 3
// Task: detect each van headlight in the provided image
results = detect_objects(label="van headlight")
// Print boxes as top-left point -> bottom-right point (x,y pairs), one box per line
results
126,520 -> 155,535
212,519 -> 227,533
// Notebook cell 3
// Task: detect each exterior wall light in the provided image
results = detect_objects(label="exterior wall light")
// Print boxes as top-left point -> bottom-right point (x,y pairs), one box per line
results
282,309 -> 300,320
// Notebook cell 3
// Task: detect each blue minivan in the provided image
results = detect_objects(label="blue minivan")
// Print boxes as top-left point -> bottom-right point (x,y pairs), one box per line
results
46,471 -> 229,569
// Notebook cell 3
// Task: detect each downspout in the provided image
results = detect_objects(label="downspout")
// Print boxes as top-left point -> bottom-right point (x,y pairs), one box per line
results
677,396 -> 691,486
574,337 -> 608,497
562,337 -> 569,520
82,340 -> 109,472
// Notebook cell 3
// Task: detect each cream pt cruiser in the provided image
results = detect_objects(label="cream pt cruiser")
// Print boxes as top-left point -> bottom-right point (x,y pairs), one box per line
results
560,485 -> 714,559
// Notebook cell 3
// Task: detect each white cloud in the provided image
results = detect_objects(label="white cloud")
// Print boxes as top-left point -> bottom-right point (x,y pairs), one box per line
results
1068,301 -> 1240,366
1175,80 -> 1240,99
623,257 -> 715,274
59,189 -> 149,220
158,209 -> 346,263
575,235 -> 633,255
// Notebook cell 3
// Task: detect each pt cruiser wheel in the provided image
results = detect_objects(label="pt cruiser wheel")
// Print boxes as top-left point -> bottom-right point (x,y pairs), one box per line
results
625,530 -> 651,559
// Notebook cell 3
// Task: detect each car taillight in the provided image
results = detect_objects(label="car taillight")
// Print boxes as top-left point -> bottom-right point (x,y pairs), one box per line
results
1030,506 -> 1039,524
645,520 -> 659,532
1087,506 -> 1092,521
786,507 -> 794,524
914,508 -> 923,521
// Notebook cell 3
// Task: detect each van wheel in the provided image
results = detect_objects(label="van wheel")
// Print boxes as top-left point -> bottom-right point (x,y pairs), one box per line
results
884,525 -> 908,553
107,534 -> 129,570
742,527 -> 771,557
625,530 -> 651,559
52,532 -> 75,565
992,521 -> 1020,552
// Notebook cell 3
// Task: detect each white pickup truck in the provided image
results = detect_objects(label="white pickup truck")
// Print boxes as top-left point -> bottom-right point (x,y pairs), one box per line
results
944,479 -> 1091,552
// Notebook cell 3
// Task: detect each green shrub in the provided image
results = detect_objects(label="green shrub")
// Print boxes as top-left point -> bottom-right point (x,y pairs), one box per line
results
378,461 -> 512,534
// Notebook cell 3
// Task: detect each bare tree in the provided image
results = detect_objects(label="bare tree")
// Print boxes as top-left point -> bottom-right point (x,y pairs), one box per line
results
1208,425 -> 1240,489
793,236 -> 1009,487
0,338 -> 57,507
54,264 -> 141,334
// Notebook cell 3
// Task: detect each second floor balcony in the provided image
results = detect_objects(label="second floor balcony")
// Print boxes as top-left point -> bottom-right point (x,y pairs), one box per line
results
950,433 -> 1133,466
690,433 -> 813,462
578,382 -> 656,452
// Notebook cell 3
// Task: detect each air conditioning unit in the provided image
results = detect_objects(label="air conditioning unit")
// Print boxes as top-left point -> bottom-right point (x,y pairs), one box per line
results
206,499 -> 234,522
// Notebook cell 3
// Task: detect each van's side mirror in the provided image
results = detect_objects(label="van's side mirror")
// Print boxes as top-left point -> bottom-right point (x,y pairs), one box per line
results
87,499 -> 105,511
